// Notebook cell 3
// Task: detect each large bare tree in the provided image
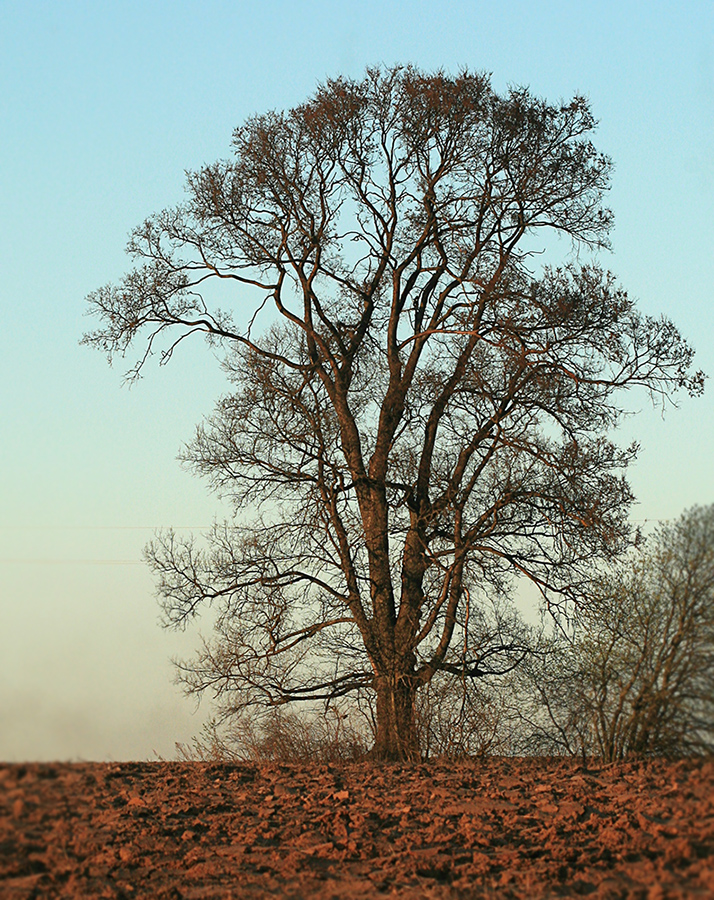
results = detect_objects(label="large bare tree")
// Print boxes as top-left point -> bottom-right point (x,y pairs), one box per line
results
84,67 -> 703,760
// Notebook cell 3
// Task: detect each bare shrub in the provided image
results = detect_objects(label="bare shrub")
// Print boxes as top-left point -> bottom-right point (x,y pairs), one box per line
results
512,506 -> 714,760
177,704 -> 372,763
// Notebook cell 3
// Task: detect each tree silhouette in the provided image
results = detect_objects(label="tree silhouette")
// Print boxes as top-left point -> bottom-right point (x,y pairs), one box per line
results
84,67 -> 704,760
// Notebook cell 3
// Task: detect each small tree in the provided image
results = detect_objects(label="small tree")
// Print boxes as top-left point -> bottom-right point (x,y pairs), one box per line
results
84,67 -> 703,760
517,506 -> 714,760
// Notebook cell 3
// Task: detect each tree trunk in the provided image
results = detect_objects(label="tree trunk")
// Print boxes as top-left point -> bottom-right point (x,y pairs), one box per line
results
371,674 -> 421,761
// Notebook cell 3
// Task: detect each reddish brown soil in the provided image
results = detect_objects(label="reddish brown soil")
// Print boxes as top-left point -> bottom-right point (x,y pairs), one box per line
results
1,757 -> 713,899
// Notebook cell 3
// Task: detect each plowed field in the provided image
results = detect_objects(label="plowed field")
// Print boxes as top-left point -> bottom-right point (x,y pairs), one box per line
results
2,757 -> 713,898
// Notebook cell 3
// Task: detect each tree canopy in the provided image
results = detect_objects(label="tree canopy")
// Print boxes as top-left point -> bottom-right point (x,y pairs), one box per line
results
84,66 -> 704,760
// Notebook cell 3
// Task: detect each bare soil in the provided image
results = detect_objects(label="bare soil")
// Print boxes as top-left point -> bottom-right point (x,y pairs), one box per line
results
1,757 -> 713,898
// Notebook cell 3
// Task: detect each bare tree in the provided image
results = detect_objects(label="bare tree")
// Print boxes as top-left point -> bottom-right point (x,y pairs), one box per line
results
579,506 -> 714,759
83,67 -> 704,760
514,506 -> 714,760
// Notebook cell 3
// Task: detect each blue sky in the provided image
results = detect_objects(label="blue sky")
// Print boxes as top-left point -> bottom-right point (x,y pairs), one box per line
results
1,0 -> 712,760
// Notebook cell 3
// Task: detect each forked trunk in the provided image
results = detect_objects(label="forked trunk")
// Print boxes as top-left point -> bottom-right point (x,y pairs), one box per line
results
371,675 -> 421,761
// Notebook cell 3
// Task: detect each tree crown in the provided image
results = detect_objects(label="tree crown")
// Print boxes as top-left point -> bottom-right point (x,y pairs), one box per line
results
84,66 -> 704,759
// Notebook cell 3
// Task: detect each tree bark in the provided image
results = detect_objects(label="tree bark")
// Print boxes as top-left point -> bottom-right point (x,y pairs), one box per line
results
371,674 -> 421,761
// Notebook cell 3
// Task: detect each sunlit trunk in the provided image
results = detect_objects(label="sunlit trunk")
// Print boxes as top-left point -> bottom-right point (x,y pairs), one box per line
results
371,674 -> 421,761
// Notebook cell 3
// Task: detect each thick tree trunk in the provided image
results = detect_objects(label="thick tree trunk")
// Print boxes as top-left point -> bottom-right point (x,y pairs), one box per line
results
371,674 -> 421,761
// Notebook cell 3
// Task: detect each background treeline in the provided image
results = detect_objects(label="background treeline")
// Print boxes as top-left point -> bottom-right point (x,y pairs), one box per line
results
178,504 -> 714,763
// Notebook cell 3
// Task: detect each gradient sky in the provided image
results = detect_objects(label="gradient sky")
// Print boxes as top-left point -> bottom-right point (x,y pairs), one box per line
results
1,0 -> 712,761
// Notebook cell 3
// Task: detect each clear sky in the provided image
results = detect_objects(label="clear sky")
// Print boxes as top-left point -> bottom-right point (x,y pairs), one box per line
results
1,0 -> 712,761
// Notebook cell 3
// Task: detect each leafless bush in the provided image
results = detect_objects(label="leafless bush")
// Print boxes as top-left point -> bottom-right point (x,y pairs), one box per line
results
511,506 -> 714,761
415,674 -> 519,758
176,704 -> 372,763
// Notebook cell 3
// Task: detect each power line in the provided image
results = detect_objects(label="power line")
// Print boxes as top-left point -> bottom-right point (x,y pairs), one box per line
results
0,558 -> 144,565
0,525 -> 208,531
